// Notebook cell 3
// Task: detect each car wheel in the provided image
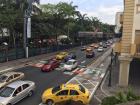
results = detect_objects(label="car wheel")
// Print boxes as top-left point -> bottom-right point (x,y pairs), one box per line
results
46,99 -> 54,105
28,90 -> 33,97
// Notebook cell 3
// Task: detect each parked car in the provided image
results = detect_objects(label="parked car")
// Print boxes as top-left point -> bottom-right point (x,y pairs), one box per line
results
97,47 -> 104,52
0,80 -> 35,105
0,72 -> 24,89
64,59 -> 78,71
64,52 -> 76,62
56,52 -> 68,60
42,84 -> 90,105
41,59 -> 60,72
81,46 -> 86,51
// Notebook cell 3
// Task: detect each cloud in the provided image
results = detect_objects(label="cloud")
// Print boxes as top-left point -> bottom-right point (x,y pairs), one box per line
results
81,4 -> 123,25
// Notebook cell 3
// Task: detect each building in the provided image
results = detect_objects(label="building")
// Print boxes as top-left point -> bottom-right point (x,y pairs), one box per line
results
115,0 -> 140,87
115,12 -> 123,35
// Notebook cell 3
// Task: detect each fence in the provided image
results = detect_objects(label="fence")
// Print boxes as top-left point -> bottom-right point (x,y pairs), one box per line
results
0,42 -> 88,63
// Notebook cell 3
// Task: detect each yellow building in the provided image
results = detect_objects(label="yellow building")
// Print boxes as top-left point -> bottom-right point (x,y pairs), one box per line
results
115,0 -> 140,87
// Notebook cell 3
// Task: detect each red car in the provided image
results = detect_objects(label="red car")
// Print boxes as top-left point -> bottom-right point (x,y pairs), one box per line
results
41,60 -> 60,72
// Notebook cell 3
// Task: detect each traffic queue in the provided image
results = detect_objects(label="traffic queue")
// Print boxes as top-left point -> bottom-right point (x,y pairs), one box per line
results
0,39 -> 113,105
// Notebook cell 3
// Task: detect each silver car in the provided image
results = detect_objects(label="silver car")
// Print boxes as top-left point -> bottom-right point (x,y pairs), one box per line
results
0,80 -> 35,105
0,72 -> 24,89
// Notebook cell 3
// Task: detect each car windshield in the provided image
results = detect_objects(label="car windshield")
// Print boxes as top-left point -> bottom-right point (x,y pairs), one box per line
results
52,86 -> 61,94
0,87 -> 15,97
66,61 -> 73,65
0,75 -> 8,82
79,85 -> 85,93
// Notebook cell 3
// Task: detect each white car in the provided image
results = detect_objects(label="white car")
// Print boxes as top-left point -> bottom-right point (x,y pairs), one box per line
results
0,72 -> 24,89
0,80 -> 35,105
64,59 -> 78,71
97,47 -> 104,52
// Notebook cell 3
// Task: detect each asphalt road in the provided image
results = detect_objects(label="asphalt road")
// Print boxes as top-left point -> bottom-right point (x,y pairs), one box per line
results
13,47 -> 108,105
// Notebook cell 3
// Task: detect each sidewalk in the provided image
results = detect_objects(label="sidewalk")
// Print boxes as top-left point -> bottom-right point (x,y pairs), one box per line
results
102,57 -> 140,96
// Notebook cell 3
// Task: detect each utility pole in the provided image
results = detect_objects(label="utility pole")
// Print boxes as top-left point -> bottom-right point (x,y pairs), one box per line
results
24,0 -> 33,58
108,49 -> 114,87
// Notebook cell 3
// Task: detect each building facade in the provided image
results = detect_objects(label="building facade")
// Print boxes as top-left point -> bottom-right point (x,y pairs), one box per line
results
115,0 -> 140,87
115,12 -> 123,34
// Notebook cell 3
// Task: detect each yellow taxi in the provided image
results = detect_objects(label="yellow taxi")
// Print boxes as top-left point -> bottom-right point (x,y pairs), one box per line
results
90,43 -> 95,47
42,84 -> 90,105
86,47 -> 93,51
56,52 -> 68,60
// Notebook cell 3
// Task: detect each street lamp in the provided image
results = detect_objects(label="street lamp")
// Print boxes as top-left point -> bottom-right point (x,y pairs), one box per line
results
24,0 -> 33,58
108,49 -> 114,87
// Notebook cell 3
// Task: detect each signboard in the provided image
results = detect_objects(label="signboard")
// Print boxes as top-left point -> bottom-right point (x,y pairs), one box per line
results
27,17 -> 31,38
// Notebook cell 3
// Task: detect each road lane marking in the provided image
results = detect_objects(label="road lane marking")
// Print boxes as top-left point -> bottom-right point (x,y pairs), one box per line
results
94,95 -> 102,103
81,60 -> 86,64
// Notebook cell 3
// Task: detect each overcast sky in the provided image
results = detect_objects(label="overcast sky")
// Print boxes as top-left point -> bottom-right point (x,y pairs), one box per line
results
40,0 -> 124,25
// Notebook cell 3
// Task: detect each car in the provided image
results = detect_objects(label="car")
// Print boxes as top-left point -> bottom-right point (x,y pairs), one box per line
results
41,59 -> 60,72
94,44 -> 99,49
86,47 -> 93,51
103,44 -> 107,48
81,46 -> 86,51
0,80 -> 35,105
0,72 -> 24,89
64,52 -> 76,62
107,43 -> 111,46
56,52 -> 68,60
42,84 -> 90,105
90,44 -> 95,47
97,47 -> 104,52
86,49 -> 95,58
63,59 -> 78,71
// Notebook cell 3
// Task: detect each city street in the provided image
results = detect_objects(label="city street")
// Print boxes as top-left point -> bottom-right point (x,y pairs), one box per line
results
9,47 -> 110,105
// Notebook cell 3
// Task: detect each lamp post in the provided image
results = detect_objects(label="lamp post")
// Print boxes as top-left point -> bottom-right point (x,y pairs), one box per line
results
108,49 -> 114,87
24,0 -> 33,58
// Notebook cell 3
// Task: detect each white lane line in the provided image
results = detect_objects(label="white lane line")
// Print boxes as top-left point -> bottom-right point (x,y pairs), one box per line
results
94,95 -> 102,103
89,82 -> 100,100
81,60 -> 86,64
0,67 -> 14,73
100,71 -> 110,96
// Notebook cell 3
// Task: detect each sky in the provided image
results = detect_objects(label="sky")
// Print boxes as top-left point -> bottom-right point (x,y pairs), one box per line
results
40,0 -> 124,25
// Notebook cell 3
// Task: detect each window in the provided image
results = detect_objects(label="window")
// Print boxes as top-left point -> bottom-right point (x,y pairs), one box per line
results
14,74 -> 20,78
52,86 -> 61,94
79,85 -> 85,93
13,86 -> 22,96
70,90 -> 79,95
137,5 -> 140,13
56,90 -> 68,96
22,84 -> 29,90
136,30 -> 140,35
6,75 -> 13,82
0,87 -> 14,97
138,0 -> 140,4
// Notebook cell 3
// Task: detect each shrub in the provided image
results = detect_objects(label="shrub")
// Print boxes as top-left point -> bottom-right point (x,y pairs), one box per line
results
101,96 -> 120,105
